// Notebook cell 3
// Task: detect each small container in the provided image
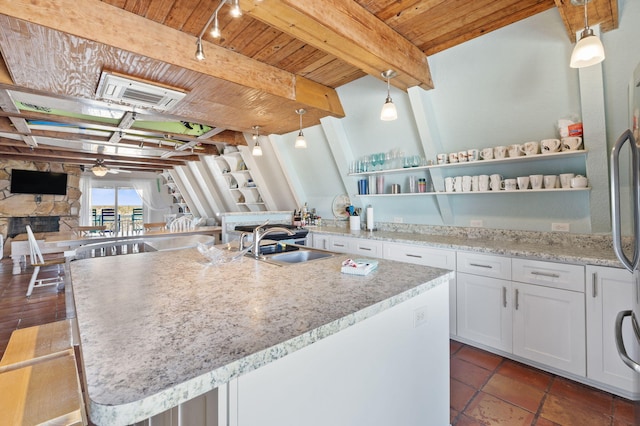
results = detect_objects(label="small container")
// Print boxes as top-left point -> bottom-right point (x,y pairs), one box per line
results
391,184 -> 401,194
418,178 -> 427,193
408,176 -> 416,193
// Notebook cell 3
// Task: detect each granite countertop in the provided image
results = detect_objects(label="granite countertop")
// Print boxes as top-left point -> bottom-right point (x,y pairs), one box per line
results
70,247 -> 452,425
310,226 -> 623,268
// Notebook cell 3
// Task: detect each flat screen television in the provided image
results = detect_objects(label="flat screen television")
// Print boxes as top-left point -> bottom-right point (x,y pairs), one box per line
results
10,169 -> 68,195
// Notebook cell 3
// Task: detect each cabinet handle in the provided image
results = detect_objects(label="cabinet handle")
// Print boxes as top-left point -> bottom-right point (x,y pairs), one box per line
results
515,289 -> 520,310
406,254 -> 423,259
334,243 -> 345,247
592,272 -> 597,298
359,247 -> 372,251
530,271 -> 560,279
502,286 -> 507,308
469,263 -> 493,269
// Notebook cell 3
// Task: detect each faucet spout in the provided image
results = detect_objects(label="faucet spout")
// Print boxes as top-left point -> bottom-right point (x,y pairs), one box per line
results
253,225 -> 296,259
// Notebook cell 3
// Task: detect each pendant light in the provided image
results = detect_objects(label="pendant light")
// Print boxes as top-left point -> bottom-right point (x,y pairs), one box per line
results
91,159 -> 109,177
252,125 -> 263,156
295,109 -> 307,149
569,0 -> 605,68
195,38 -> 205,61
380,70 -> 398,121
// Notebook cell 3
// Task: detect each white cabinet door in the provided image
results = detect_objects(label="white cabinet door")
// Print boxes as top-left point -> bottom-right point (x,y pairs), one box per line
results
512,282 -> 586,376
310,234 -> 330,250
457,272 -> 512,352
586,265 -> 640,397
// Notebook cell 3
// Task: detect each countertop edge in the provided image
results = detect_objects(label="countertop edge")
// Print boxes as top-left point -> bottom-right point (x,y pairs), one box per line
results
86,271 -> 453,425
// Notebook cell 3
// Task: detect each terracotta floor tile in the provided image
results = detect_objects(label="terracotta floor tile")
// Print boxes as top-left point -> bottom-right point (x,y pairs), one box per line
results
549,377 -> 614,415
497,359 -> 553,392
455,413 -> 488,426
451,377 -> 478,412
451,408 -> 460,424
533,416 -> 559,425
540,394 -> 613,426
451,357 -> 493,389
465,391 -> 536,426
482,373 -> 545,413
451,339 -> 464,354
456,346 -> 503,371
612,397 -> 638,426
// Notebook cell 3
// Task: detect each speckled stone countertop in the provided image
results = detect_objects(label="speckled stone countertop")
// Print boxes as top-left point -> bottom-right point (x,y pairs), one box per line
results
310,225 -> 624,268
70,247 -> 452,425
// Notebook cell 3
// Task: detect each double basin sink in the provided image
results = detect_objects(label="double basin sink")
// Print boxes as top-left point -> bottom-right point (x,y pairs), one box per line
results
249,242 -> 336,265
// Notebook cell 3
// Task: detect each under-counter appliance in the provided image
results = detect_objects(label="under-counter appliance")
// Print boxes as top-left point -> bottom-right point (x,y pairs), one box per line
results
610,60 -> 640,408
234,224 -> 309,245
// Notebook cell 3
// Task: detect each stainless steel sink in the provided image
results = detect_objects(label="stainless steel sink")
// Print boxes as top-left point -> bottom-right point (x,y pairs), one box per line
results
256,247 -> 336,265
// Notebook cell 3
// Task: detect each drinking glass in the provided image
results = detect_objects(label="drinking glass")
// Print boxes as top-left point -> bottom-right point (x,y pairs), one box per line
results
370,154 -> 379,171
378,153 -> 386,170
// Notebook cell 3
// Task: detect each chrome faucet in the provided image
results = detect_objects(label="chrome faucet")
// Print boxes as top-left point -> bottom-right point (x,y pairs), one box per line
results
252,223 -> 295,259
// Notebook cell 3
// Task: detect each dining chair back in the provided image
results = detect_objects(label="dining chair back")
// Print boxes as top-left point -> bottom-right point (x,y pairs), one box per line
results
25,225 -> 66,297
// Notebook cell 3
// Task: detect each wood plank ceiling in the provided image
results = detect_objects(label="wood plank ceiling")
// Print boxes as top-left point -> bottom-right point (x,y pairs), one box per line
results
0,0 -> 618,173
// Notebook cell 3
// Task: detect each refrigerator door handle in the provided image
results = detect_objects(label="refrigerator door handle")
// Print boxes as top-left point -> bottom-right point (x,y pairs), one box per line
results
615,310 -> 640,374
611,129 -> 640,272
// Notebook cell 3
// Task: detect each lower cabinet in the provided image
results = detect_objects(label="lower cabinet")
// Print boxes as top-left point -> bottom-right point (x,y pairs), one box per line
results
586,265 -> 640,398
457,253 -> 586,377
457,272 -> 513,352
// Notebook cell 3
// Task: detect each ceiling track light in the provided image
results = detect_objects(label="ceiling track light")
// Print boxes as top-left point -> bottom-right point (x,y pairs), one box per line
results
569,0 -> 605,68
252,125 -> 263,156
195,0 -> 243,60
380,70 -> 398,121
295,109 -> 307,149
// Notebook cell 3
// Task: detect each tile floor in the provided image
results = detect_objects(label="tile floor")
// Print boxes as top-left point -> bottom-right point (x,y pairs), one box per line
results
1,258 -> 638,425
450,340 -> 638,425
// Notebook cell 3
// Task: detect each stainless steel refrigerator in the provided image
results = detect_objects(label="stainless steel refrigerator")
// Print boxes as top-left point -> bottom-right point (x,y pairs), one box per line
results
610,61 -> 640,420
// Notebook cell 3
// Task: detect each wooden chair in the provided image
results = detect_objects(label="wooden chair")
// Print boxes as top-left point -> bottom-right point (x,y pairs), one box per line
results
100,208 -> 116,231
144,222 -> 167,231
25,225 -> 66,297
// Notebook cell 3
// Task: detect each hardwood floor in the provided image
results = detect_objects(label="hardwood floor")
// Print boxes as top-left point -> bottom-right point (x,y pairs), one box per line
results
0,257 -> 637,425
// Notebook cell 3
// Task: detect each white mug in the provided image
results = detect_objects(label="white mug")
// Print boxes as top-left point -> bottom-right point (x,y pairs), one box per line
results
462,175 -> 472,192
478,175 -> 490,192
541,139 -> 561,153
562,137 -> 583,151
530,174 -> 543,190
520,141 -> 540,156
480,147 -> 494,160
507,144 -> 522,158
436,153 -> 448,165
571,175 -> 588,188
454,176 -> 463,192
467,149 -> 480,162
502,178 -> 517,191
449,152 -> 459,164
445,177 -> 455,192
490,174 -> 503,191
494,146 -> 507,159
458,151 -> 468,163
559,173 -> 575,189
517,176 -> 530,190
471,175 -> 480,192
544,175 -> 558,189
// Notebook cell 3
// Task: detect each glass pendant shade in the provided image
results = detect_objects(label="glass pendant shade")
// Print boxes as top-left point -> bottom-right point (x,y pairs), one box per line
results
570,31 -> 605,68
92,165 -> 108,176
195,39 -> 205,61
295,132 -> 307,149
252,143 -> 262,156
380,97 -> 398,121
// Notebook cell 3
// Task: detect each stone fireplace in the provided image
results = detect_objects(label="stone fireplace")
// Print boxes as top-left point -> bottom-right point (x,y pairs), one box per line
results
7,216 -> 61,238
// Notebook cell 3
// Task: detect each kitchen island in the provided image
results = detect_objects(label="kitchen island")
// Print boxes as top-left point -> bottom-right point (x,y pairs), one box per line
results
69,246 -> 453,425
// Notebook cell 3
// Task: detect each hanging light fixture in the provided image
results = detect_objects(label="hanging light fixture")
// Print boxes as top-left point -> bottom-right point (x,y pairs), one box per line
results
295,109 -> 307,149
569,0 -> 605,68
380,70 -> 398,121
252,125 -> 263,156
91,159 -> 109,177
194,0 -> 243,60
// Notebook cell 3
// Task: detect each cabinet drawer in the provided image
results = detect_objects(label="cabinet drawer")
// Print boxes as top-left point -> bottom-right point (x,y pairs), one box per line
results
457,252 -> 511,280
328,236 -> 351,253
512,258 -> 584,292
384,242 -> 455,269
352,238 -> 383,258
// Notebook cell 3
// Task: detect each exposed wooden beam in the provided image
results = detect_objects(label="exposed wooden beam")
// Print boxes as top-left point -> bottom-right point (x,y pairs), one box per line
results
240,0 -> 433,91
554,0 -> 618,43
1,0 -> 344,117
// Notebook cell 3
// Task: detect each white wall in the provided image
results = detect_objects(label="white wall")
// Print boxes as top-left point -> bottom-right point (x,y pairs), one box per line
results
275,3 -> 640,234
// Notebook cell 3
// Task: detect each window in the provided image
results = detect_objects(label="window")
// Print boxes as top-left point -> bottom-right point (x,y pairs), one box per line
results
91,186 -> 143,233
